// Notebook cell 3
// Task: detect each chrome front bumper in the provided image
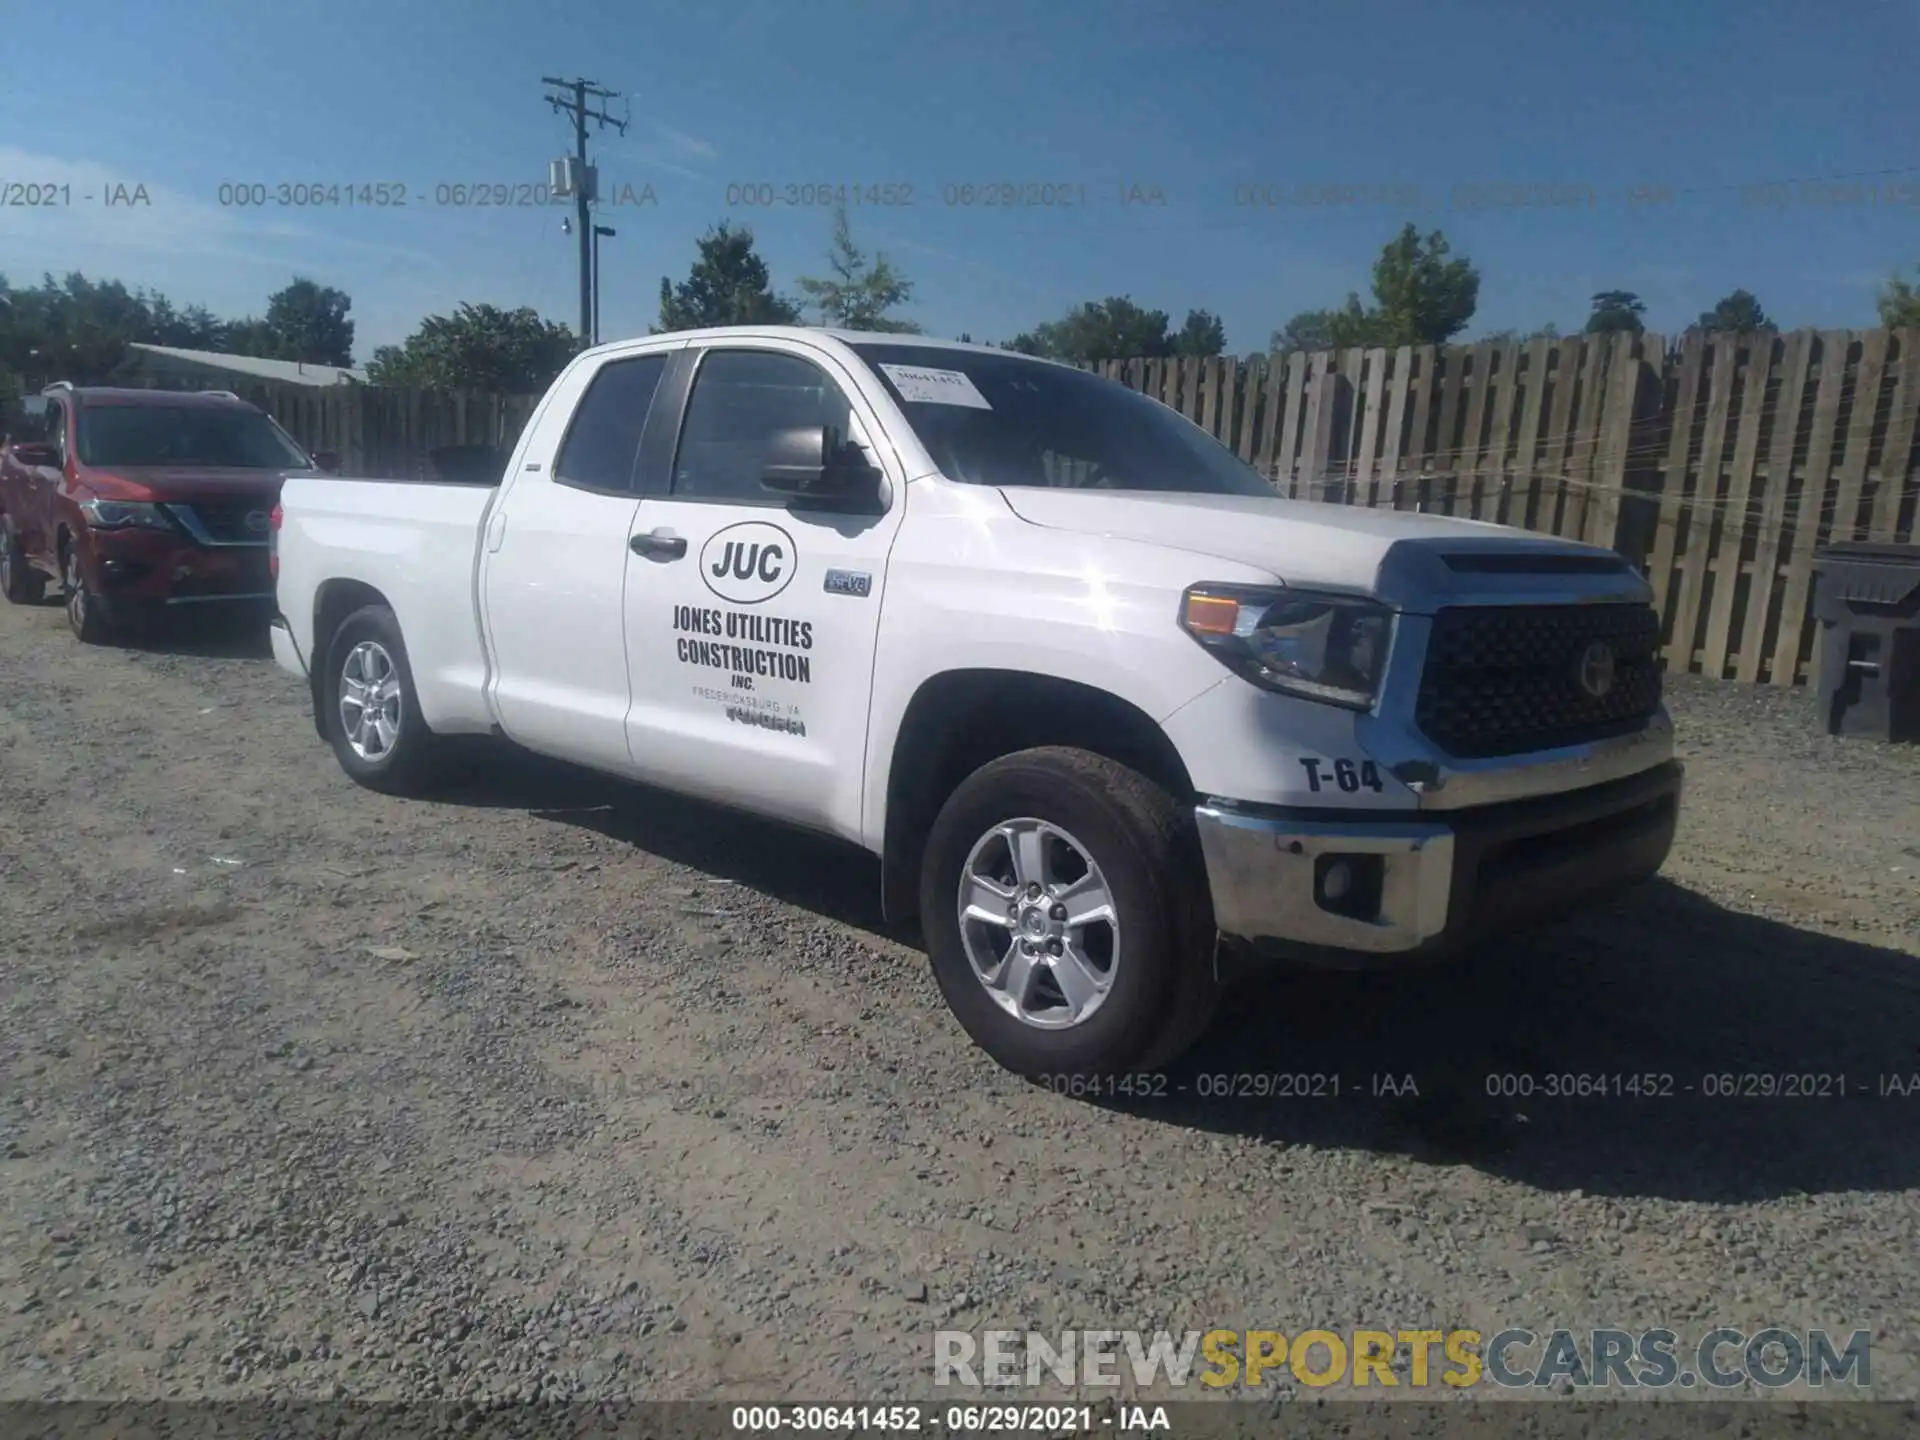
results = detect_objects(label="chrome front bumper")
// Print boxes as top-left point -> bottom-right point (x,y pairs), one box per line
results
1195,747 -> 1684,966
1195,810 -> 1456,955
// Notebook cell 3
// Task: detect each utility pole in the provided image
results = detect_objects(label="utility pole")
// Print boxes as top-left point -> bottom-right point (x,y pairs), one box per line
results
593,225 -> 617,346
541,76 -> 628,345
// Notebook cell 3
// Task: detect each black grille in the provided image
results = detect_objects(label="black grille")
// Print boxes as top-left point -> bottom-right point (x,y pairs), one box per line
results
1415,603 -> 1664,758
175,501 -> 271,544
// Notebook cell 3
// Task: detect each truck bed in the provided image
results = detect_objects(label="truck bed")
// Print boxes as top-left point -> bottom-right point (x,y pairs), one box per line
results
275,475 -> 498,734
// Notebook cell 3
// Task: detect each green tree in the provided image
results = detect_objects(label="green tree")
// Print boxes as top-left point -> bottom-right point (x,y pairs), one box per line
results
145,296 -> 230,350
1696,288 -> 1772,333
1009,296 -> 1177,363
1272,296 -> 1374,353
1172,308 -> 1228,357
1585,290 -> 1647,335
656,223 -> 803,332
235,277 -> 356,365
0,270 -> 312,387
365,303 -> 579,392
0,282 -> 17,402
795,206 -> 921,333
1271,225 -> 1479,352
1877,266 -> 1920,328
220,317 -> 277,359
0,275 -> 39,395
0,272 -> 166,384
1368,225 -> 1479,345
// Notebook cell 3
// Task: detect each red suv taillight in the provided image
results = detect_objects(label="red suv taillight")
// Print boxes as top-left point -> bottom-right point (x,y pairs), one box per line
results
268,503 -> 283,580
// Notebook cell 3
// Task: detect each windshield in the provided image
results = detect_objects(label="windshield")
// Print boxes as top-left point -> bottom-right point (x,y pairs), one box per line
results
852,344 -> 1275,498
76,405 -> 313,469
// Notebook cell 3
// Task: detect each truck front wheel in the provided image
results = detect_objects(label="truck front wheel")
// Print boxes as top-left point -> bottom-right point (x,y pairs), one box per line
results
920,747 -> 1221,1079
323,604 -> 449,795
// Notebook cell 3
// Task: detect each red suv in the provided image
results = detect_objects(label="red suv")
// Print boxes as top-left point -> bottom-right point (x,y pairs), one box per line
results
0,384 -> 330,643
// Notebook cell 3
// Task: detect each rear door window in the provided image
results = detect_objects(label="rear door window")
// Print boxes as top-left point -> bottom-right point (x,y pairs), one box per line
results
552,354 -> 670,494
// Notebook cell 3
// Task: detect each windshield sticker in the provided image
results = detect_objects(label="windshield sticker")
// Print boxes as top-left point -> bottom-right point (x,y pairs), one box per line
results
878,364 -> 993,410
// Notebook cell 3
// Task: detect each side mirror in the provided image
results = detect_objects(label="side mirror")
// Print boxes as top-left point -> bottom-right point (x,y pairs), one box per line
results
760,426 -> 881,503
10,442 -> 56,467
310,449 -> 340,473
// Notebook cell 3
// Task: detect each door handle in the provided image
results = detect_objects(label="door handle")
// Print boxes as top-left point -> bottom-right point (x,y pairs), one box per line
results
629,528 -> 687,560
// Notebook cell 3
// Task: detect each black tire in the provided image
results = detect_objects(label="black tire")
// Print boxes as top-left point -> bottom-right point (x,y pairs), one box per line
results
322,604 -> 450,795
0,515 -> 46,604
920,746 -> 1221,1079
62,542 -> 117,645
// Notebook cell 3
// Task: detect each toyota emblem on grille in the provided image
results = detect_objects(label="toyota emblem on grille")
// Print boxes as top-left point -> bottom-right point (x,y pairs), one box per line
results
244,510 -> 271,534
1576,640 -> 1617,699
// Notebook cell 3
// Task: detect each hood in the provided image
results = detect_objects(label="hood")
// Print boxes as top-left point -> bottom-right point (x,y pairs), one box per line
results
996,488 -> 1650,612
78,466 -> 304,504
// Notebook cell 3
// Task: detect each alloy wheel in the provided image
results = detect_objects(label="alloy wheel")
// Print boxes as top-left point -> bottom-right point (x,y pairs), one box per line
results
955,817 -> 1121,1030
338,640 -> 403,761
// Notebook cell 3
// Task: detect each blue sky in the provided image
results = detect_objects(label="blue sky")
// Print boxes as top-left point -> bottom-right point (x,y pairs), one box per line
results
3,0 -> 1916,361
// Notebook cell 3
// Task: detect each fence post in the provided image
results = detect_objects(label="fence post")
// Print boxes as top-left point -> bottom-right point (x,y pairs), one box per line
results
1299,366 -> 1343,503
1582,331 -> 1653,555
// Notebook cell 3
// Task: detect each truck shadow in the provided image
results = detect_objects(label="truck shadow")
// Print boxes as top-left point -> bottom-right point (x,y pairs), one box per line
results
1144,878 -> 1920,1204
135,612 -> 275,660
434,745 -> 896,936
16,591 -> 274,659
434,747 -> 1920,1204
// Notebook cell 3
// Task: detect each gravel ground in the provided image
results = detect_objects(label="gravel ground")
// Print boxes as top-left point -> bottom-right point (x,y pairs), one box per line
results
0,595 -> 1916,1408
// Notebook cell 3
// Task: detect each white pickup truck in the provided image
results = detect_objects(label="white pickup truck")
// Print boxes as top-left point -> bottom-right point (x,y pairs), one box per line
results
270,327 -> 1682,1077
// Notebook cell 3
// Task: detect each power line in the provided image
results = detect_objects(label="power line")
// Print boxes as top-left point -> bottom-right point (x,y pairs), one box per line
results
541,77 -> 629,345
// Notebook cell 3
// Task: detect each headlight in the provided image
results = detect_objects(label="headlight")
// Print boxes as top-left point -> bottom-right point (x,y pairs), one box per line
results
1179,584 -> 1394,710
79,499 -> 173,531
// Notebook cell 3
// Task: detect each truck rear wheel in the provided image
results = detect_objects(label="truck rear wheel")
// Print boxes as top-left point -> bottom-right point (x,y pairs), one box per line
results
920,747 -> 1220,1079
323,604 -> 450,796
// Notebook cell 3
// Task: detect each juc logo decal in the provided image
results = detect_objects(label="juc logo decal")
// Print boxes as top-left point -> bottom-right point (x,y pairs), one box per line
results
700,521 -> 795,605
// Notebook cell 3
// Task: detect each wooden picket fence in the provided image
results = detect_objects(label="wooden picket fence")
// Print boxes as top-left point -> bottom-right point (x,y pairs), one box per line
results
219,379 -> 540,483
1090,328 -> 1920,687
226,326 -> 1920,689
